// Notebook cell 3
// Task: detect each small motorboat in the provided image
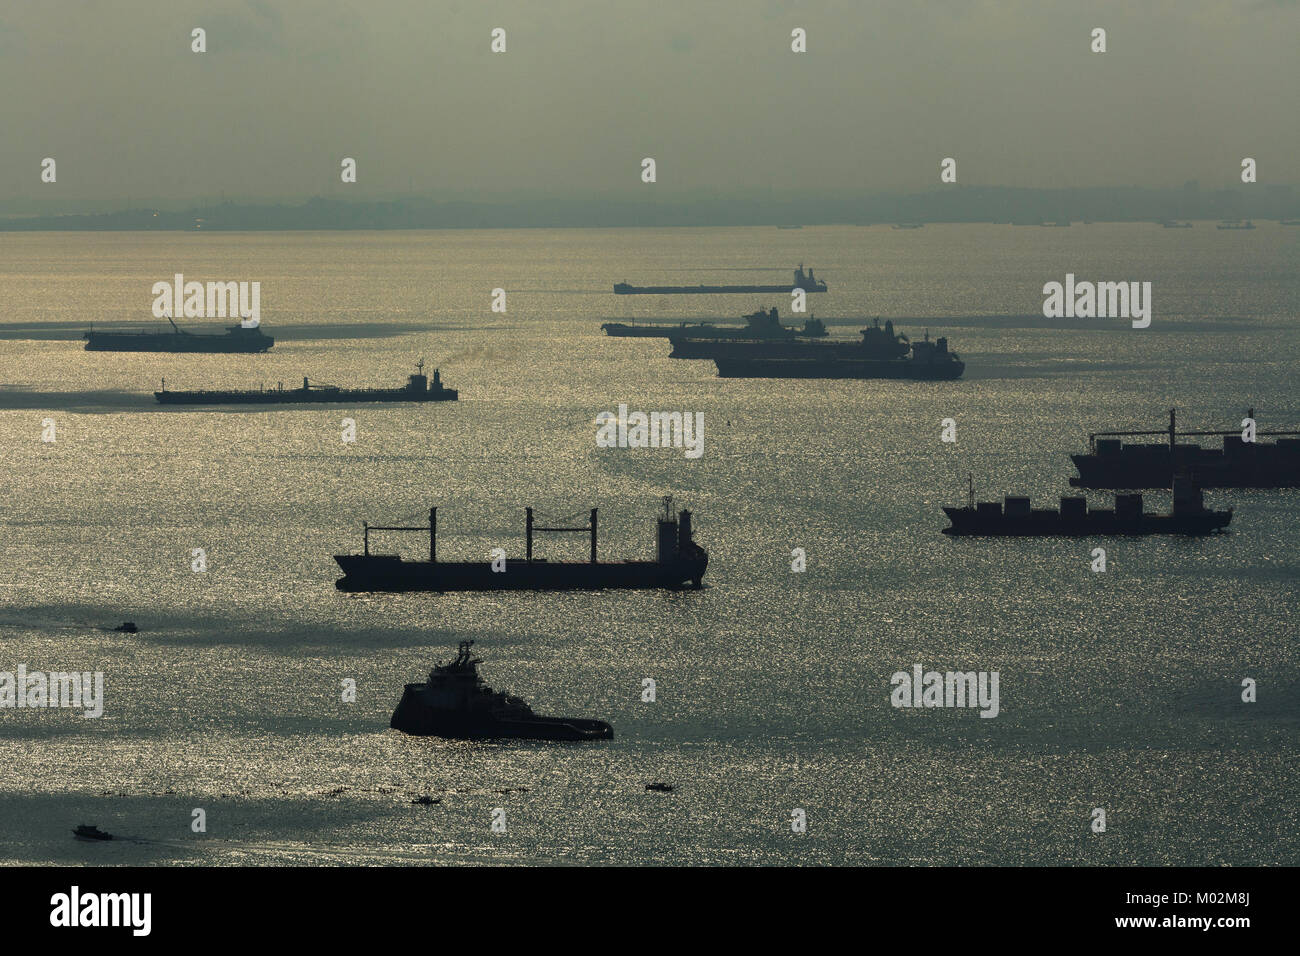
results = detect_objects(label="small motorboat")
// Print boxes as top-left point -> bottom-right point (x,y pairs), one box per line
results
645,782 -> 675,793
72,824 -> 113,841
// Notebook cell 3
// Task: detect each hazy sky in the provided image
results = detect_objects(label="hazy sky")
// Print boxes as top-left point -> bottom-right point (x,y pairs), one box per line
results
1,0 -> 1296,201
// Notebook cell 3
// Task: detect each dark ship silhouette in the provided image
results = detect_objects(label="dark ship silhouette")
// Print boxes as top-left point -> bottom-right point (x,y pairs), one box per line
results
391,641 -> 613,740
1071,408 -> 1300,489
72,825 -> 113,841
601,307 -> 826,339
671,316 -> 911,361
84,317 -> 274,352
613,264 -> 827,295
707,329 -> 965,380
942,476 -> 1232,536
335,497 -> 706,591
155,361 -> 457,405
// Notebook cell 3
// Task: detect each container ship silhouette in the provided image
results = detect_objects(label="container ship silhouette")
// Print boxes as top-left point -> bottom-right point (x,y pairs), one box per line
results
942,476 -> 1232,536
390,641 -> 613,740
84,317 -> 274,352
602,307 -> 826,338
155,361 -> 456,404
1070,409 -> 1300,488
613,264 -> 826,295
335,497 -> 706,591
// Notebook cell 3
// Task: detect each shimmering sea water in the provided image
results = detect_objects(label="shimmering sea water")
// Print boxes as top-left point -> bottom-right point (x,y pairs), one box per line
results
0,224 -> 1296,865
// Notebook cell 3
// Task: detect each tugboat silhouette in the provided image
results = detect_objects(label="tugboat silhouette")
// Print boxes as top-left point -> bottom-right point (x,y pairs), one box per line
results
390,642 -> 613,741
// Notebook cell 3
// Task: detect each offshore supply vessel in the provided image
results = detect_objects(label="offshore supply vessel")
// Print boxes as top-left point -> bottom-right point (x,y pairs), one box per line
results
335,497 -> 707,591
671,316 -> 910,361
613,264 -> 827,295
1070,408 -> 1300,488
601,307 -> 827,339
84,317 -> 274,352
155,361 -> 457,404
709,330 -> 965,380
391,641 -> 614,741
942,476 -> 1232,536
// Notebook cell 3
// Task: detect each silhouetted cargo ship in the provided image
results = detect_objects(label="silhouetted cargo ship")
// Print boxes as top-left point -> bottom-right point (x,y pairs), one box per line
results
613,264 -> 827,295
1070,408 -> 1300,488
672,316 -> 910,361
942,476 -> 1232,536
84,317 -> 274,352
155,361 -> 456,404
601,307 -> 826,339
335,497 -> 706,591
391,641 -> 613,740
711,330 -> 964,380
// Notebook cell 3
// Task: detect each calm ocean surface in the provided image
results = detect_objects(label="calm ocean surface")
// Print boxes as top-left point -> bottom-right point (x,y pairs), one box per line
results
0,224 -> 1296,865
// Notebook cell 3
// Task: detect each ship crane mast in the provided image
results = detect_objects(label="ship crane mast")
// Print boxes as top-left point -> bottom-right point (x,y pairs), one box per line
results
527,508 -> 599,564
358,506 -> 601,566
1085,407 -> 1300,453
301,377 -> 340,390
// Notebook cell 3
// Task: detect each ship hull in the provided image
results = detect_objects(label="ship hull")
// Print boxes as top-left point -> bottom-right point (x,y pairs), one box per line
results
156,388 -> 457,404
672,339 -> 907,360
334,555 -> 707,591
941,507 -> 1232,536
1071,451 -> 1300,489
85,332 -> 274,353
601,324 -> 687,338
714,357 -> 964,380
390,691 -> 613,740
613,284 -> 826,295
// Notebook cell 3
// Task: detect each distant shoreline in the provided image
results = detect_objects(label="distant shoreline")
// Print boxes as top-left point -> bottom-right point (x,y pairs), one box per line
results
1,188 -> 1294,232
